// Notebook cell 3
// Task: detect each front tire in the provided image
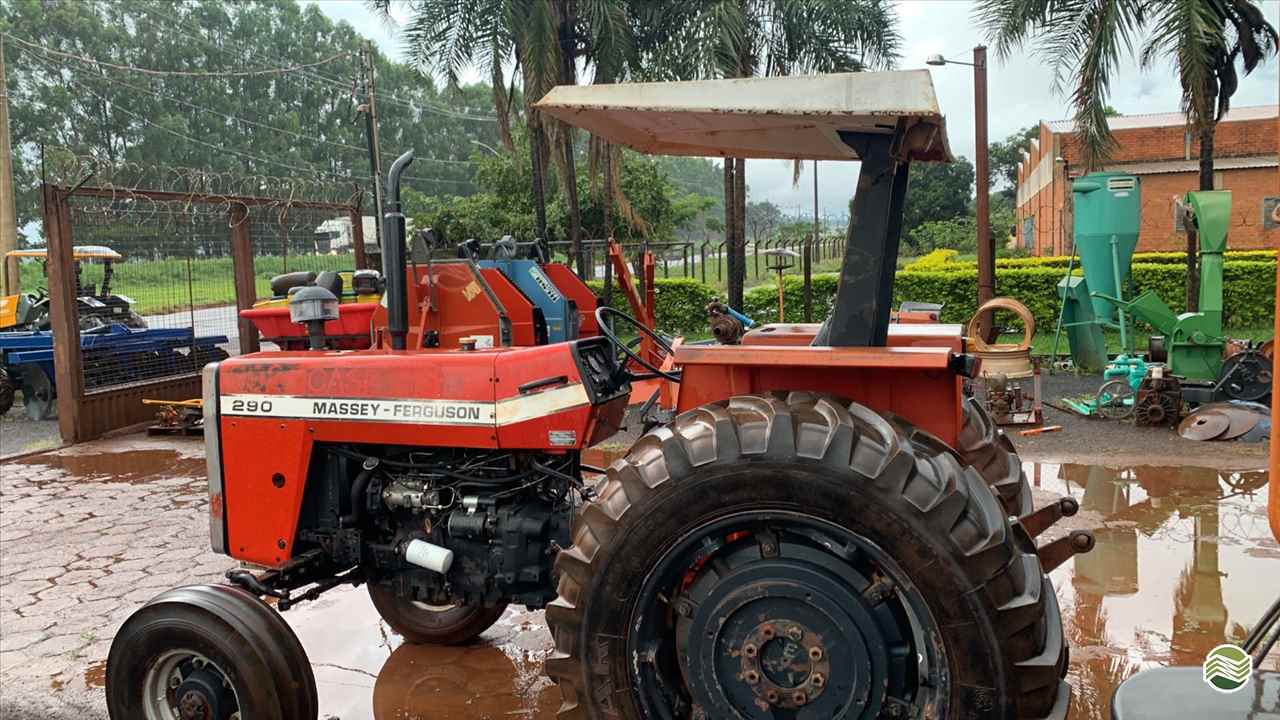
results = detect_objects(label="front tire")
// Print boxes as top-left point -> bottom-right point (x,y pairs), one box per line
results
368,584 -> 507,645
546,393 -> 1068,719
106,584 -> 317,720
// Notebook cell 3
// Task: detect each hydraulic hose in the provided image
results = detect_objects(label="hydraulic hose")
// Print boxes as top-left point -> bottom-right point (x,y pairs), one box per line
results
339,457 -> 379,527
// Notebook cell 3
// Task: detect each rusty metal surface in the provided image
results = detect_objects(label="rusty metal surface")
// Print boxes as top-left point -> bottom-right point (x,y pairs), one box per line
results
38,182 -> 362,445
1177,411 -> 1230,441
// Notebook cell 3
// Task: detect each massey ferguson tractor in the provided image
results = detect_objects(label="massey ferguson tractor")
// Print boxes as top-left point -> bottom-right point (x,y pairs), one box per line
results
106,71 -> 1095,720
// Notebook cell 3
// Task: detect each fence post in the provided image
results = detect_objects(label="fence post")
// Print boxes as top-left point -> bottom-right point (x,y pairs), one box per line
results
43,184 -> 84,443
753,239 -> 760,277
700,241 -> 708,284
350,208 -> 366,270
716,241 -> 725,282
230,203 -> 260,355
803,233 -> 813,322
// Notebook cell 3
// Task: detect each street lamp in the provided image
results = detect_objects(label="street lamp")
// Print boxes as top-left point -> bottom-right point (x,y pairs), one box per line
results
928,47 -> 993,339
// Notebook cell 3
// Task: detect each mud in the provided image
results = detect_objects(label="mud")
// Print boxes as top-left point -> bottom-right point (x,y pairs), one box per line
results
3,432 -> 1278,719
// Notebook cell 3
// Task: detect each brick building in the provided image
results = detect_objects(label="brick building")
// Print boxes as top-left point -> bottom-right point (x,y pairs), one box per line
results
1015,105 -> 1279,256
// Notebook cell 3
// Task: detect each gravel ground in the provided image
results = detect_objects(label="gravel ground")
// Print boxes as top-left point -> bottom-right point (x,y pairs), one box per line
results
1005,370 -> 1270,469
0,404 -> 60,460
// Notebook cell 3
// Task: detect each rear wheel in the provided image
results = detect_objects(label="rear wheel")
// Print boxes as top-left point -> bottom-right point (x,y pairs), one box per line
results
106,584 -> 317,720
368,584 -> 507,645
546,393 -> 1068,720
956,396 -> 1033,517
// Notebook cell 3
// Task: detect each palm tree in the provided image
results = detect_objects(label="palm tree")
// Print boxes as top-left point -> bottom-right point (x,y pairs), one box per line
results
632,0 -> 902,308
372,0 -> 635,278
976,0 -> 1276,311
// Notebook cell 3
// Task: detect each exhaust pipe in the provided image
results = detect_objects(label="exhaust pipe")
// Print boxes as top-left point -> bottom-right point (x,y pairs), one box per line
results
382,150 -> 415,350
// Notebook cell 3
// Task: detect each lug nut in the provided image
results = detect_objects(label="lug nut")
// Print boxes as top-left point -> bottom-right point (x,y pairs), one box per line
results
761,626 -> 775,640
744,670 -> 760,684
808,646 -> 823,661
791,690 -> 808,705
743,643 -> 758,658
765,690 -> 779,703
787,627 -> 803,641
812,673 -> 825,688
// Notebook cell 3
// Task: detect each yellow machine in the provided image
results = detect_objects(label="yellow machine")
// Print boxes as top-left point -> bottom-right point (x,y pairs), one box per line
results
1,246 -> 144,332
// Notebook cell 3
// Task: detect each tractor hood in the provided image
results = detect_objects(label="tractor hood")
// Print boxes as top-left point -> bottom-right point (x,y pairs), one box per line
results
535,70 -> 953,162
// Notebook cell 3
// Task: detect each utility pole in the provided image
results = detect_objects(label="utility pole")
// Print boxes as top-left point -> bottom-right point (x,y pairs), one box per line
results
0,36 -> 18,295
360,42 -> 384,251
973,45 -> 994,339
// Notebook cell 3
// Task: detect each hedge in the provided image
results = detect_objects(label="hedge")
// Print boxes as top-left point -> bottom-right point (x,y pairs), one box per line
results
584,256 -> 1274,337
993,249 -> 1276,269
585,277 -> 718,335
740,258 -> 1275,332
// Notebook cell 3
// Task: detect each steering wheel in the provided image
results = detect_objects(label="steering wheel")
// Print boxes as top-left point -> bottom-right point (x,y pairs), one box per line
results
594,306 -> 681,383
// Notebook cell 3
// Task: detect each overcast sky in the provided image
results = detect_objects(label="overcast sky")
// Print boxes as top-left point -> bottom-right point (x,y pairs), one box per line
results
308,0 -> 1280,218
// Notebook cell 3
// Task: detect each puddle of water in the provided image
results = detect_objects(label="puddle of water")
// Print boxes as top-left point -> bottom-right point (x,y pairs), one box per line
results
64,459 -> 1278,718
281,586 -> 557,720
1030,462 -> 1279,719
9,448 -> 205,483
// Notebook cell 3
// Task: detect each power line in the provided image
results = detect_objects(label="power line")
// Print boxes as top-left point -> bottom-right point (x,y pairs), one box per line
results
31,57 -> 476,193
20,45 -> 477,167
128,6 -> 500,123
2,32 -> 353,78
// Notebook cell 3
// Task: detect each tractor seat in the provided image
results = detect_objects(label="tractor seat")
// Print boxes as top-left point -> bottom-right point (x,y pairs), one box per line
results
314,270 -> 343,298
270,271 -> 317,298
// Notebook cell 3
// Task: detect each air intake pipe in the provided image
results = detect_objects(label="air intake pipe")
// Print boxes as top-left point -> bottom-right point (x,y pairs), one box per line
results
382,150 -> 415,350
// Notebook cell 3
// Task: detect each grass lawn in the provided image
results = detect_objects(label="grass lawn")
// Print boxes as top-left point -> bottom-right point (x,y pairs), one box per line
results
15,254 -> 353,315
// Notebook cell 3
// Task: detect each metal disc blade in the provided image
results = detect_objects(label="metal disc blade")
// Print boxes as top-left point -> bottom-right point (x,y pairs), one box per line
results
21,367 -> 56,422
1215,404 -> 1264,440
1177,411 -> 1230,441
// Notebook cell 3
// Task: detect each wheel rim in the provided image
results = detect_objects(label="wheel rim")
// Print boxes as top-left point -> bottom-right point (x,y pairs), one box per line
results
142,649 -> 241,720
1096,380 -> 1134,418
628,510 -> 946,719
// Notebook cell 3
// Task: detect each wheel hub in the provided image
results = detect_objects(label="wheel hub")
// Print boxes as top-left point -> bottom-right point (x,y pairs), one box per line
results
683,560 -> 883,717
630,513 -> 943,720
174,666 -> 230,720
742,620 -> 830,706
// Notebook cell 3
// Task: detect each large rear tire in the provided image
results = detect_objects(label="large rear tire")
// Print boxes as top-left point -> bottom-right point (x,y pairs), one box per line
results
368,584 -> 507,645
106,584 -> 317,720
546,393 -> 1068,720
957,396 -> 1033,517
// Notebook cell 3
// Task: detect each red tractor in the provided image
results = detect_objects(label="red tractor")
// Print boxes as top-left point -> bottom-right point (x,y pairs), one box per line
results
106,72 -> 1092,720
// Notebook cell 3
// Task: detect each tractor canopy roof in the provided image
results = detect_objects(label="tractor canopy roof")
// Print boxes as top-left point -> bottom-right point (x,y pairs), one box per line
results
535,70 -> 952,162
6,245 -> 123,261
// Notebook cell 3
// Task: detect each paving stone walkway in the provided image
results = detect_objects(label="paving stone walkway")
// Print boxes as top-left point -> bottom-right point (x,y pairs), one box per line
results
0,438 -> 232,718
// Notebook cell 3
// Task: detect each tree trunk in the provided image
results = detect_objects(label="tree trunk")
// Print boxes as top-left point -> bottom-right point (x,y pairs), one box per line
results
530,119 -> 548,243
562,133 -> 588,278
723,159 -> 738,304
731,159 -> 747,309
1189,124 -> 1215,312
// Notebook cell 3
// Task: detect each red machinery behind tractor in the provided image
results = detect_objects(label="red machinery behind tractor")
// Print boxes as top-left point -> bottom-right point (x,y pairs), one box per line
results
106,72 -> 1095,720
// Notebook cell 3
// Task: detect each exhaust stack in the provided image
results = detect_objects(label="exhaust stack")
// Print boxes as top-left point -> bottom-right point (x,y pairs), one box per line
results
382,150 -> 415,350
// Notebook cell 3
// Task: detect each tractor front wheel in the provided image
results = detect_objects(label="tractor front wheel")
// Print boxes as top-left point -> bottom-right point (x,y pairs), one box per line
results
368,584 -> 507,645
546,393 -> 1068,720
106,584 -> 317,720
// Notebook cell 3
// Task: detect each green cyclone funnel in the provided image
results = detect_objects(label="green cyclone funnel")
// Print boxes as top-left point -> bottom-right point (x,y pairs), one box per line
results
1072,172 -> 1141,322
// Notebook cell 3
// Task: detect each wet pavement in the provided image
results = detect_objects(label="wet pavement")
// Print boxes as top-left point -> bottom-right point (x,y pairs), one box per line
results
1,435 -> 1277,719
